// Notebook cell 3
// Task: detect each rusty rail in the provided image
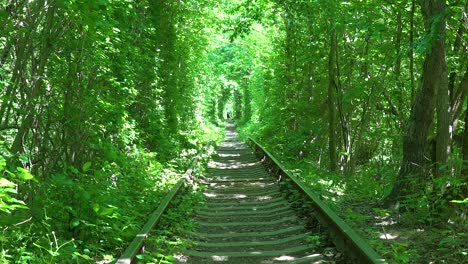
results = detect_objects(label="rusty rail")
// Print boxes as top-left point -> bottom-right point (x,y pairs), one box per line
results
248,137 -> 386,264
115,170 -> 191,264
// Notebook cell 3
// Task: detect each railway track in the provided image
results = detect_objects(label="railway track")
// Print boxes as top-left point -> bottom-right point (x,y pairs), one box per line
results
117,123 -> 386,263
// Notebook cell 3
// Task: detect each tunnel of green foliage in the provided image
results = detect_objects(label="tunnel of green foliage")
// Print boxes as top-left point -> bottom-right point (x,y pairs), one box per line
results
0,0 -> 467,263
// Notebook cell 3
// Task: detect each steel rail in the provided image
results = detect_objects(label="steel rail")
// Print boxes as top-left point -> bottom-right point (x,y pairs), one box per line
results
115,169 -> 192,264
248,137 -> 387,264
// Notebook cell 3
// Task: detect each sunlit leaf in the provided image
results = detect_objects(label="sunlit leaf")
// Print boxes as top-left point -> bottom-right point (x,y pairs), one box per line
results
17,167 -> 34,180
82,162 -> 92,173
0,178 -> 15,187
92,203 -> 100,213
450,198 -> 468,204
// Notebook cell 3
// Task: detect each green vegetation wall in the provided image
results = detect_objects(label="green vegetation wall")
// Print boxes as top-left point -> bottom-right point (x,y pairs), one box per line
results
0,0 -> 467,262
0,0 -> 222,262
230,0 -> 467,213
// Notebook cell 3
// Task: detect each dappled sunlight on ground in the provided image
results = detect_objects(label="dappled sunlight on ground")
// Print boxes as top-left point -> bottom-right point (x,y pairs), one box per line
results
244,182 -> 275,187
202,192 -> 250,199
208,160 -> 262,169
256,195 -> 274,201
374,215 -> 397,226
202,192 -> 276,201
176,252 -> 325,263
208,181 -> 275,189
218,142 -> 247,148
379,233 -> 399,239
174,254 -> 189,262
218,153 -> 241,157
212,255 -> 229,261
211,176 -> 270,182
232,194 -> 247,199
375,219 -> 397,226
273,255 -> 295,261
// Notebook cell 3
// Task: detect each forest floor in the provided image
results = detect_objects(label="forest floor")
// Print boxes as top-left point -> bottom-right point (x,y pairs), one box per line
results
343,201 -> 467,263
290,176 -> 467,263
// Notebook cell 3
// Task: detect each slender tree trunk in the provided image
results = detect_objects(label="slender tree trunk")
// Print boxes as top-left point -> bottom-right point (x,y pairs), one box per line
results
0,11 -> 32,127
395,11 -> 402,83
448,19 -> 464,105
409,0 -> 416,104
11,3 -> 56,154
434,2 -> 450,173
452,69 -> 468,127
462,110 -> 468,178
385,0 -> 447,208
449,2 -> 467,129
328,22 -> 338,172
152,1 -> 178,135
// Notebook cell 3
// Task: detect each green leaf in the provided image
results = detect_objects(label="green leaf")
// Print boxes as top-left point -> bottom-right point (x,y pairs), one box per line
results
70,219 -> 80,228
92,203 -> 100,213
19,155 -> 29,162
70,166 -> 79,174
17,167 -> 34,180
0,178 -> 15,187
99,207 -> 116,216
0,156 -> 6,171
3,187 -> 17,194
82,162 -> 92,173
5,170 -> 16,178
10,198 -> 25,205
450,198 -> 468,204
11,203 -> 28,209
73,251 -> 93,260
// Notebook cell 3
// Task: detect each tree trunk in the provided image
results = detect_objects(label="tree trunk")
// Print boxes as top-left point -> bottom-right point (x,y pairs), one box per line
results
434,2 -> 450,174
385,0 -> 447,208
152,1 -> 178,135
461,110 -> 468,179
328,22 -> 338,172
394,11 -> 402,83
409,0 -> 416,104
11,3 -> 56,154
449,1 -> 468,128
451,69 -> 468,128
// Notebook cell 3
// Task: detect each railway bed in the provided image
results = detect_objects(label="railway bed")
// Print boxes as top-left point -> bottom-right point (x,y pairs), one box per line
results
116,123 -> 386,264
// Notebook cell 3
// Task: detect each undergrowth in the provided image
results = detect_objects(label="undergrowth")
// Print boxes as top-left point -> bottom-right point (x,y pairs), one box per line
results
134,188 -> 205,264
0,124 -> 222,263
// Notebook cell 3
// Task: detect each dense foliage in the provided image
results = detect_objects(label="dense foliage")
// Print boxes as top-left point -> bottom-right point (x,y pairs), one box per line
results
230,0 -> 467,262
0,0 -> 466,263
0,0 -> 224,262
230,0 -> 467,211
